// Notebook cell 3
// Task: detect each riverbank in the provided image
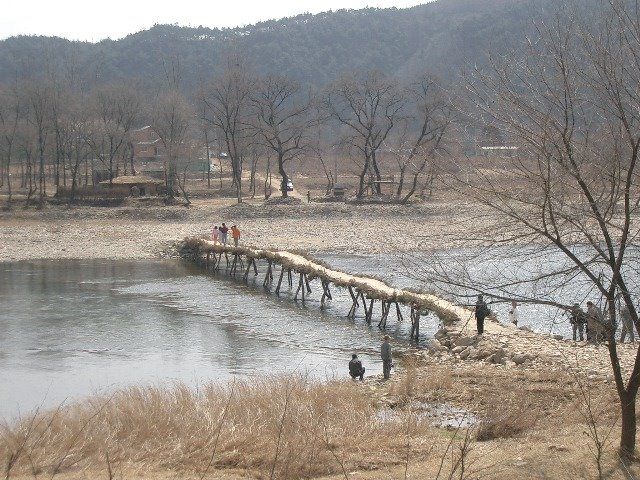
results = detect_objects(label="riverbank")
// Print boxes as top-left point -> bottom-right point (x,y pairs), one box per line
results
2,199 -> 639,478
0,198 -> 480,262
0,357 -> 633,479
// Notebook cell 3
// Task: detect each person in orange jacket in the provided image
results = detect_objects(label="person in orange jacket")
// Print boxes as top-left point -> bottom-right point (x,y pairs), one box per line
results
231,225 -> 241,247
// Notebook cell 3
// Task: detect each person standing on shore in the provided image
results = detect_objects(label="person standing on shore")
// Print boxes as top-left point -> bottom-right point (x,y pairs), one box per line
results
586,301 -> 605,344
220,223 -> 229,245
569,303 -> 586,342
231,225 -> 241,247
212,226 -> 220,245
509,300 -> 519,326
475,295 -> 490,335
620,303 -> 635,343
381,335 -> 392,380
348,354 -> 365,381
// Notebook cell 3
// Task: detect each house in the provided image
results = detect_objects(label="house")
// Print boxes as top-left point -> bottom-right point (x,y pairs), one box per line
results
99,175 -> 164,197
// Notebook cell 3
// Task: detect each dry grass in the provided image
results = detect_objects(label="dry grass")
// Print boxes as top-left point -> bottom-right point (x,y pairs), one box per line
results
475,396 -> 538,442
1,376 -> 443,480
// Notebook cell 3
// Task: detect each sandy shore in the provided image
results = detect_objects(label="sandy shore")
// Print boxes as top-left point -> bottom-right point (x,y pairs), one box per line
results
0,198 -> 476,262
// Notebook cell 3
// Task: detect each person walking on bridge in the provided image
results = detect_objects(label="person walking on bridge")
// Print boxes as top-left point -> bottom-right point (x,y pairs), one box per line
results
231,225 -> 241,247
475,295 -> 490,335
381,335 -> 392,380
220,223 -> 229,245
348,354 -> 365,381
212,226 -> 220,245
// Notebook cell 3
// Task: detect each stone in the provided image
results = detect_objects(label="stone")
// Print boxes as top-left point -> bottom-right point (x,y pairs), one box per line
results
472,348 -> 492,360
486,348 -> 507,365
427,339 -> 448,354
452,346 -> 466,354
512,353 -> 532,365
434,328 -> 449,340
459,347 -> 471,360
518,325 -> 533,332
553,334 -> 564,340
454,336 -> 476,347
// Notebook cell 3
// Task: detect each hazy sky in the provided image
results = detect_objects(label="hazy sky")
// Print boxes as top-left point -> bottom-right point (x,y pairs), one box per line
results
0,0 -> 427,42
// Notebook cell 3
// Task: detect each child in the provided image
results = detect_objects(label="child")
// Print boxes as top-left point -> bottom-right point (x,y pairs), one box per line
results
212,226 -> 220,245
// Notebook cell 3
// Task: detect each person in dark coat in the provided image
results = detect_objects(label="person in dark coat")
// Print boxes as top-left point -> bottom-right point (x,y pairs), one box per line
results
475,295 -> 490,335
348,354 -> 365,381
381,335 -> 392,379
569,303 -> 586,341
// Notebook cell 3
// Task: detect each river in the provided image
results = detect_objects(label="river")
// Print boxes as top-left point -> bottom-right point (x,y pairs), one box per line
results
0,251 -> 597,420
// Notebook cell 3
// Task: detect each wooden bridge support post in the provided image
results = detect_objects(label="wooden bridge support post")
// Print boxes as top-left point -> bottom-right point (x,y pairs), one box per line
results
359,291 -> 368,317
230,253 -> 239,276
263,260 -> 273,288
320,280 -> 333,309
378,300 -> 391,329
294,272 -> 306,302
347,286 -> 358,319
365,298 -> 375,324
410,306 -> 421,340
243,257 -> 254,281
395,302 -> 404,322
275,267 -> 285,295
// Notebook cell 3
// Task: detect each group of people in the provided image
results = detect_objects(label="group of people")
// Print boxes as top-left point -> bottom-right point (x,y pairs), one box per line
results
348,335 -> 393,381
569,301 -> 636,343
211,223 -> 241,247
474,293 -> 636,344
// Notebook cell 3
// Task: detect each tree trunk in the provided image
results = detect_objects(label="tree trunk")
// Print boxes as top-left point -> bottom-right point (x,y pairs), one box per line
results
620,391 -> 637,457
401,172 -> 420,204
371,151 -> 382,194
396,165 -> 407,197
278,154 -> 288,198
357,155 -> 370,198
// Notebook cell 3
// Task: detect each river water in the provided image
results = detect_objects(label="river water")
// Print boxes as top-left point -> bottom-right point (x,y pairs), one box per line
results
1,258 -> 442,420
1,251 -> 600,420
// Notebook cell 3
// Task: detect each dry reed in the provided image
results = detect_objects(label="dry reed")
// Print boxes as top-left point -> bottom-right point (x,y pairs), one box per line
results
1,376 -> 438,479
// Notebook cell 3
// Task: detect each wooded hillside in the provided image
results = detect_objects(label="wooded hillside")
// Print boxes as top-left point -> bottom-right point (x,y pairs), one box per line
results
0,0 -> 568,90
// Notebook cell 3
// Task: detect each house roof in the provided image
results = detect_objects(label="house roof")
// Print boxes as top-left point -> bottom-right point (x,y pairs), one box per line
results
99,175 -> 163,185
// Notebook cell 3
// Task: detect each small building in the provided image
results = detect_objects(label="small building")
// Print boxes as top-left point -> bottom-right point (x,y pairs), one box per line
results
99,175 -> 164,197
332,184 -> 350,198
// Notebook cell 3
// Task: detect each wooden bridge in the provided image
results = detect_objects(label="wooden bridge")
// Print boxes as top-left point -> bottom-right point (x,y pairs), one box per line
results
180,238 -> 470,338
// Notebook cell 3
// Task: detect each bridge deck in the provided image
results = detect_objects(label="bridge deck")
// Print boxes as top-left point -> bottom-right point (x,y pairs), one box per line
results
182,238 -> 472,329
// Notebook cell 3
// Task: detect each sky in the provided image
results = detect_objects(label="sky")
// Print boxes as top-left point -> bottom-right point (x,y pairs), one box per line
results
0,0 -> 427,42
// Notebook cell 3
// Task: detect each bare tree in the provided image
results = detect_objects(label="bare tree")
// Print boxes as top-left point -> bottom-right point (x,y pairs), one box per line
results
250,76 -> 314,197
0,84 -> 21,207
203,59 -> 253,204
390,75 -> 451,204
23,79 -> 52,206
152,90 -> 193,204
89,84 -> 140,185
325,72 -> 405,198
417,1 -> 640,457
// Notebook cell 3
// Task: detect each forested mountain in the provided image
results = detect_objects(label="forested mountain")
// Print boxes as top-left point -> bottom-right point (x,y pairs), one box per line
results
0,0 -> 579,91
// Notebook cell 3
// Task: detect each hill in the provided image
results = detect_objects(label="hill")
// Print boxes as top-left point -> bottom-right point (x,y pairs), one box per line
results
0,0 -> 580,90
